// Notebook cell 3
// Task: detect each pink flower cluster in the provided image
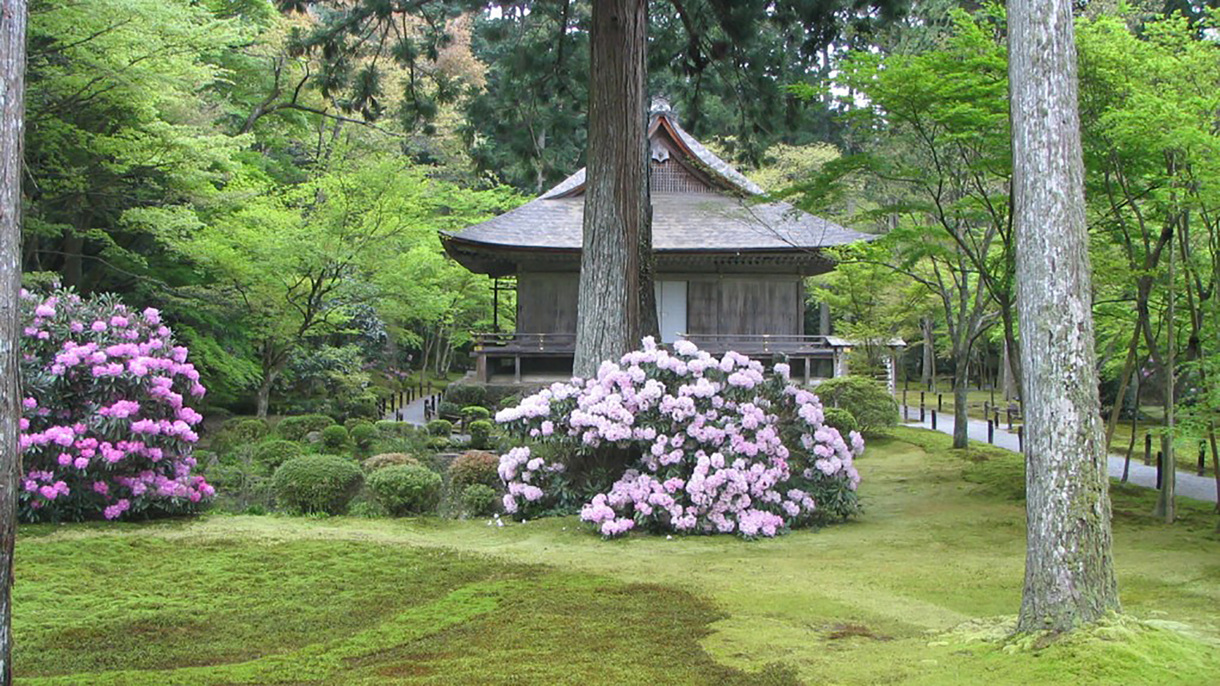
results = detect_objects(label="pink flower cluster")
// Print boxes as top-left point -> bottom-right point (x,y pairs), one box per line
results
497,337 -> 864,539
18,287 -> 213,522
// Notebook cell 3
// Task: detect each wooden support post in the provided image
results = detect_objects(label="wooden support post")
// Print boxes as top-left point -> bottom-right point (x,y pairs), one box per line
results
984,401 -> 990,420
937,393 -> 943,412
920,405 -> 926,422
920,391 -> 925,409
1017,426 -> 1024,453
1144,433 -> 1152,466
1156,451 -> 1163,489
514,355 -> 521,384
1199,442 -> 1206,477
988,420 -> 994,444
931,410 -> 937,430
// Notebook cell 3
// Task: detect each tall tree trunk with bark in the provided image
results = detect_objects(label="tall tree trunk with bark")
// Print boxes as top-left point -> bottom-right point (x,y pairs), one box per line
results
1,0 -> 27,678
574,0 -> 649,377
1009,0 -> 1121,632
921,316 -> 935,389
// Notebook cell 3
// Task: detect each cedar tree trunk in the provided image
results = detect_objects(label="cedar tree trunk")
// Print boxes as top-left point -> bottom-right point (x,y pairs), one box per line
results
574,0 -> 650,377
1009,0 -> 1121,632
1,0 -> 27,678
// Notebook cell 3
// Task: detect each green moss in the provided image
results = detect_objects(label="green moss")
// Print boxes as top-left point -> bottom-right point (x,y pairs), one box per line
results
13,426 -> 1220,685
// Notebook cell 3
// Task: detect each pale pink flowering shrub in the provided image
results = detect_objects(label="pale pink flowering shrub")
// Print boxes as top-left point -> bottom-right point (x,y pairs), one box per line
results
18,287 -> 213,522
496,338 -> 863,538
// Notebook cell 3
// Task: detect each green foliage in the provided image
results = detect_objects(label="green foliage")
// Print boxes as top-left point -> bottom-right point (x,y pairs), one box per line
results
437,400 -> 462,419
461,405 -> 492,422
467,419 -> 494,450
449,450 -> 501,492
815,376 -> 898,435
252,440 -> 303,474
374,420 -> 415,438
349,422 -> 378,451
271,455 -> 364,515
275,414 -> 336,442
320,424 -> 351,452
821,408 -> 860,437
367,464 -> 443,516
212,417 -> 270,455
460,484 -> 499,517
362,453 -> 421,472
443,383 -> 487,409
427,419 -> 454,437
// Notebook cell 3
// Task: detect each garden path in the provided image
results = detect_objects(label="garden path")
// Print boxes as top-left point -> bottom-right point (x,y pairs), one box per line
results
902,409 -> 1217,503
386,396 -> 428,425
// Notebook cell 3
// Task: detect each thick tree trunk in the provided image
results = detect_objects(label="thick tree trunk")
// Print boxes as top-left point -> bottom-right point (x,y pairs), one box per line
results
1,0 -> 27,678
573,0 -> 649,377
1009,0 -> 1120,632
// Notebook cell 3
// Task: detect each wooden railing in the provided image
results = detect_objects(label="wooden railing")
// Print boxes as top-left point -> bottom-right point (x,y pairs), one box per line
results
471,332 -> 838,356
473,332 -> 578,354
676,333 -> 837,355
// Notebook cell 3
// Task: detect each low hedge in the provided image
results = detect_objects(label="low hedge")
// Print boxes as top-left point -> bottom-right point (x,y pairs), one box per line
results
252,439 -> 303,474
449,450 -> 501,491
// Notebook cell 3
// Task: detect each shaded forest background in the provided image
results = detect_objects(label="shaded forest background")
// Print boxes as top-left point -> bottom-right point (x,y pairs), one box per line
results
16,0 -> 1220,450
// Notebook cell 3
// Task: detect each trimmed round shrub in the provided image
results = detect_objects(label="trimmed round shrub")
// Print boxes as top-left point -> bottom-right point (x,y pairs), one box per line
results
374,420 -> 413,438
467,419 -> 494,450
362,452 -> 420,472
426,419 -> 453,437
275,414 -> 336,442
367,464 -> 442,516
449,450 -> 500,491
349,422 -> 378,451
272,455 -> 363,515
320,424 -> 350,452
813,375 -> 898,435
461,484 -> 499,517
427,436 -> 452,451
252,439 -> 302,473
461,406 -> 492,422
821,407 -> 859,437
17,287 -> 212,522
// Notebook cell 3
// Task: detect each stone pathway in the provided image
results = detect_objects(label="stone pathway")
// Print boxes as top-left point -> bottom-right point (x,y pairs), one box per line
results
902,408 -> 1217,503
385,396 -> 428,426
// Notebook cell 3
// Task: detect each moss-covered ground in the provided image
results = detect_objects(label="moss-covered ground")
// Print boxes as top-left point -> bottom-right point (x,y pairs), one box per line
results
13,427 -> 1220,685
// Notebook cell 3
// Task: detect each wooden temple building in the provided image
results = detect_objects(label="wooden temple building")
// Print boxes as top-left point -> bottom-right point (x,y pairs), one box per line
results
441,98 -> 897,386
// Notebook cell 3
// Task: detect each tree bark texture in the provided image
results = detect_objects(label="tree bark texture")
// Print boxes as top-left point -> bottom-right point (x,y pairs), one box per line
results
574,0 -> 649,378
1009,0 -> 1120,632
1,0 -> 27,678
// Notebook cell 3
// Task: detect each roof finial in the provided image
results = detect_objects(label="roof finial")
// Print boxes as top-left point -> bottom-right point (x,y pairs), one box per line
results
650,96 -> 675,122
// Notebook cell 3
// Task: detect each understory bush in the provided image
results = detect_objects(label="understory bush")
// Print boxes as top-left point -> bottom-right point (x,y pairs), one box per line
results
275,414 -> 336,442
812,375 -> 898,435
821,407 -> 859,437
320,424 -> 350,452
271,455 -> 363,515
461,484 -> 499,517
495,338 -> 864,538
252,440 -> 302,473
468,419 -> 494,450
444,383 -> 487,409
374,420 -> 413,438
449,450 -> 501,491
367,464 -> 442,516
18,287 -> 213,521
212,417 -> 269,455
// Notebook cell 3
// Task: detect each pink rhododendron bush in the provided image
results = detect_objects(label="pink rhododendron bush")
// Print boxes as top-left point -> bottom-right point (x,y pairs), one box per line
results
495,338 -> 864,538
18,287 -> 213,522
